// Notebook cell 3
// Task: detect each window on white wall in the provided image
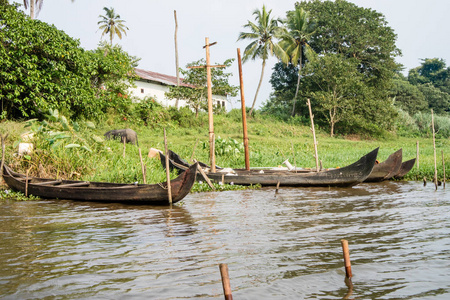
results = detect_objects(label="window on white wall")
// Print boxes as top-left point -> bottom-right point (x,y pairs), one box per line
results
141,88 -> 144,93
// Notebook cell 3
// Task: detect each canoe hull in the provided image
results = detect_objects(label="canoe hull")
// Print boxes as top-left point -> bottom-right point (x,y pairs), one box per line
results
2,162 -> 197,205
161,148 -> 379,187
364,149 -> 403,182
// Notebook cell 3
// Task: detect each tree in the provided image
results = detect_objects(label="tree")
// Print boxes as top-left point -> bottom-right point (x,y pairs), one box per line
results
0,4 -> 137,120
304,54 -> 367,136
408,58 -> 450,113
165,59 -> 238,118
278,6 -> 316,116
292,0 -> 400,135
237,5 -> 286,116
390,74 -> 427,115
263,62 -> 299,119
296,0 -> 401,89
97,7 -> 129,45
22,0 -> 75,19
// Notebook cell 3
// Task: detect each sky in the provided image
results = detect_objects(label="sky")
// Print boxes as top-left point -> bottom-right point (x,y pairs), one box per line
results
11,0 -> 450,110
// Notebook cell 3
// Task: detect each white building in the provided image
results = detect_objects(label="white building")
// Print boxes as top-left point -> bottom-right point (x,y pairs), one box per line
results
129,68 -> 227,109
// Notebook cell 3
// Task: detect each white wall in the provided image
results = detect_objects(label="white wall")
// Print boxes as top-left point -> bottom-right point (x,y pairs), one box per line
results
129,80 -> 228,109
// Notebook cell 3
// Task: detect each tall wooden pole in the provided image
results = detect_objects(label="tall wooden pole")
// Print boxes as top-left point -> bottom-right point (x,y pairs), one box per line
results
164,128 -> 172,204
0,134 -> 8,184
431,109 -> 438,190
205,37 -> 216,172
237,48 -> 250,170
442,150 -> 446,189
174,10 -> 180,108
416,141 -> 420,169
307,99 -> 319,172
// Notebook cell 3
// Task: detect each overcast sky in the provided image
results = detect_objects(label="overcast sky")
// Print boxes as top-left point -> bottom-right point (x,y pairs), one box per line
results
12,0 -> 450,109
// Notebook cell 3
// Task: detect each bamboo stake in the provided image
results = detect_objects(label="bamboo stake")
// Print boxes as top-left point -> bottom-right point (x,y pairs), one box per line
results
341,239 -> 352,280
416,141 -> 419,170
1,134 -> 8,183
275,181 -> 280,195
122,138 -> 126,158
25,168 -> 29,197
138,148 -> 146,184
307,99 -> 319,172
237,48 -> 250,170
431,109 -> 438,190
190,138 -> 199,162
219,263 -> 233,300
291,141 -> 296,171
442,150 -> 446,189
194,162 -> 215,190
164,128 -> 172,204
174,10 -> 180,108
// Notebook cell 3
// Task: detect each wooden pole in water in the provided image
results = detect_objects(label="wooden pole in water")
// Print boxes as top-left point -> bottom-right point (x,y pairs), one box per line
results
237,48 -> 250,171
1,134 -> 8,184
416,141 -> 420,170
307,99 -> 319,172
138,148 -> 146,184
442,150 -> 446,189
25,168 -> 29,197
275,181 -> 280,195
205,37 -> 216,173
164,128 -> 172,204
431,109 -> 438,190
341,239 -> 352,280
219,263 -> 233,300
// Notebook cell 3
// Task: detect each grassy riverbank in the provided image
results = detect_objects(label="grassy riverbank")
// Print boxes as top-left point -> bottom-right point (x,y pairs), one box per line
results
1,111 -> 449,195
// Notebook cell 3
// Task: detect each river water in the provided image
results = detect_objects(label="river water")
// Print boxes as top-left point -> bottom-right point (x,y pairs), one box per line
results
0,181 -> 449,299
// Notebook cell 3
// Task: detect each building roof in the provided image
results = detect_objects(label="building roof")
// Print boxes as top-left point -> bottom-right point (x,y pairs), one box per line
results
134,68 -> 193,87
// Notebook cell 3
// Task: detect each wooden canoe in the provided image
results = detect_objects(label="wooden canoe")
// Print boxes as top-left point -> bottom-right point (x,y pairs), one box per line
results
159,148 -> 379,187
364,149 -> 403,182
1,161 -> 198,205
393,158 -> 416,179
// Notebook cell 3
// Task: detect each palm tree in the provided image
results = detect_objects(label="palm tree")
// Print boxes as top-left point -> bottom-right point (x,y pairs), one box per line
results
237,5 -> 287,116
97,7 -> 129,45
23,0 -> 42,19
278,7 -> 316,116
22,0 -> 75,19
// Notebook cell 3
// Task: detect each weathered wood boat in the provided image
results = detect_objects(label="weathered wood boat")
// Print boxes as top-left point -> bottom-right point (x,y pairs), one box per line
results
364,149 -> 403,182
1,161 -> 198,205
159,148 -> 379,187
393,158 -> 416,179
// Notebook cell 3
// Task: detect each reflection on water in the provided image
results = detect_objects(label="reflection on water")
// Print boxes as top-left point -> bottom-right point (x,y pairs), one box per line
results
0,181 -> 449,299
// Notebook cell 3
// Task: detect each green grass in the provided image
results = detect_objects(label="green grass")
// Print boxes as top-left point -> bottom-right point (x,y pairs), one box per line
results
1,111 -> 449,195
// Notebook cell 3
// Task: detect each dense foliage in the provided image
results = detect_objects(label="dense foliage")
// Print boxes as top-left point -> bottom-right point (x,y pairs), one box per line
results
0,4 -> 138,121
263,0 -> 401,136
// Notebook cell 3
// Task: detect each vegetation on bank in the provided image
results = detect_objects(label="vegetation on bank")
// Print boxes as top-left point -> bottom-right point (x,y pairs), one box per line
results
1,107 -> 449,201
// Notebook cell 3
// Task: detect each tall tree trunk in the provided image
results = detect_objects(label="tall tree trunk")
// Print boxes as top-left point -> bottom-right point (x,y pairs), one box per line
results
248,59 -> 266,116
291,54 -> 303,117
174,10 -> 180,108
30,0 -> 35,19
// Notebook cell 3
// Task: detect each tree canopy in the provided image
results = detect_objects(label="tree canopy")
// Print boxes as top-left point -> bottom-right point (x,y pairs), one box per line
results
264,0 -> 400,135
0,4 -> 138,120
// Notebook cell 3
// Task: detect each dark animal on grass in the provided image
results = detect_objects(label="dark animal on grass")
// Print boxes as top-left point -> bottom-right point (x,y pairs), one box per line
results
104,129 -> 139,146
